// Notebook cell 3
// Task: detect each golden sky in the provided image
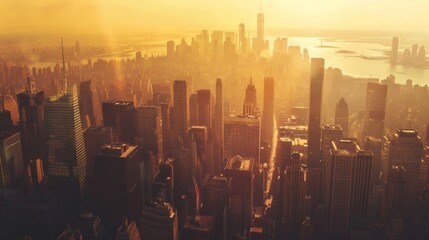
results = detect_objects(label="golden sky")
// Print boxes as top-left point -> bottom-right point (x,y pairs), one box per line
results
1,0 -> 428,35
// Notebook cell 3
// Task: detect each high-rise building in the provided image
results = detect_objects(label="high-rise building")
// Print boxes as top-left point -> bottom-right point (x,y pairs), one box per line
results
412,44 -> 419,61
160,103 -> 172,157
83,126 -> 111,199
364,83 -> 387,139
173,80 -> 188,145
93,143 -> 142,228
327,139 -> 363,240
321,124 -> 343,165
0,189 -> 25,234
135,105 -> 163,162
0,108 -> 13,130
167,40 -> 175,60
363,136 -> 382,188
197,89 -> 213,134
102,100 -> 136,144
79,80 -> 96,129
214,78 -> 224,175
16,77 -> 44,162
0,129 -> 24,188
351,148 -> 373,220
43,84 -> 87,197
384,165 -> 406,222
390,37 -> 399,64
224,156 -> 254,235
238,23 -> 247,55
335,98 -> 349,136
141,200 -> 178,240
243,78 -> 257,116
202,175 -> 230,216
83,126 -> 111,173
189,93 -> 199,127
22,190 -> 64,240
255,11 -> 265,54
308,58 -> 325,168
383,129 -> 422,213
283,152 -> 307,239
224,115 -> 260,163
261,77 -> 275,146
189,126 -> 212,177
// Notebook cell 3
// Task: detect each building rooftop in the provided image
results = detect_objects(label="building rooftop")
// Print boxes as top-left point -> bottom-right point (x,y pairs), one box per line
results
332,138 -> 361,154
99,143 -> 136,158
0,129 -> 19,142
396,129 -> 419,138
225,155 -> 253,172
322,124 -> 342,131
184,215 -> 215,233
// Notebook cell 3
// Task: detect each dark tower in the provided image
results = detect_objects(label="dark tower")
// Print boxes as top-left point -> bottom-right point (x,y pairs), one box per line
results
335,98 -> 349,136
308,58 -> 325,168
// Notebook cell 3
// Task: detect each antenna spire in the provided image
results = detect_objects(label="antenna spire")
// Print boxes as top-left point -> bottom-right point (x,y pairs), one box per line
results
260,0 -> 262,12
61,37 -> 68,91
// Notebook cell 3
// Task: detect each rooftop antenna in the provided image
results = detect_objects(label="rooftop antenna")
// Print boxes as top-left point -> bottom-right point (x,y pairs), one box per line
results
260,0 -> 262,12
61,37 -> 68,91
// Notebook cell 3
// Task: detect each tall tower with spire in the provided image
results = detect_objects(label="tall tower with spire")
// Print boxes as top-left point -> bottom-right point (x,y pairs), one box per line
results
255,1 -> 265,54
43,39 -> 87,202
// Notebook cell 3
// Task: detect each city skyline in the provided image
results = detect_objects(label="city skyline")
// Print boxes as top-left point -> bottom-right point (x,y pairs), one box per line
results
1,1 -> 429,36
1,2 -> 429,240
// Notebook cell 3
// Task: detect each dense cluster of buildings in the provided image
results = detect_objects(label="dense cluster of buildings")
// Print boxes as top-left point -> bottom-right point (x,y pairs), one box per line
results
0,8 -> 428,240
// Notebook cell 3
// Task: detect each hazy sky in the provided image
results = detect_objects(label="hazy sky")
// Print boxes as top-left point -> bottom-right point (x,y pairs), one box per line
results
1,0 -> 428,35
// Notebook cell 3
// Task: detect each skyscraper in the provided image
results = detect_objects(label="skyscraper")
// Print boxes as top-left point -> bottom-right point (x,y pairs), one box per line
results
79,80 -> 95,129
384,165 -> 406,222
196,89 -> 213,134
135,105 -> 163,162
351,148 -> 373,220
173,80 -> 188,145
0,129 -> 24,188
321,124 -> 343,165
93,143 -> 142,228
390,37 -> 399,64
335,98 -> 349,136
238,23 -> 247,55
224,115 -> 261,163
141,201 -> 178,240
308,58 -> 325,168
262,77 -> 275,146
326,139 -> 371,239
202,175 -> 230,216
383,129 -> 422,214
102,100 -> 136,144
43,84 -> 87,197
167,40 -> 175,60
16,77 -> 44,162
243,78 -> 257,116
364,82 -> 387,139
283,152 -> 307,239
189,93 -> 199,127
254,11 -> 264,54
214,79 -> 224,175
224,156 -> 254,236
0,108 -> 13,130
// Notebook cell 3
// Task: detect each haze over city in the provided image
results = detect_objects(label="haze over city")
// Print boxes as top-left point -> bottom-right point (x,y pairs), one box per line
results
0,1 -> 429,240
2,0 -> 429,35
